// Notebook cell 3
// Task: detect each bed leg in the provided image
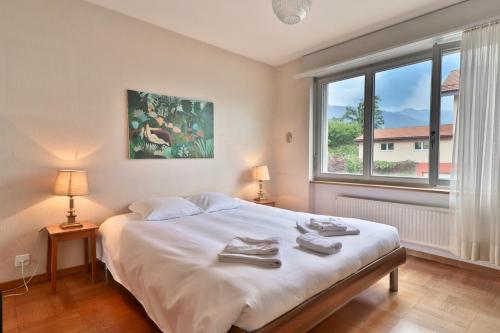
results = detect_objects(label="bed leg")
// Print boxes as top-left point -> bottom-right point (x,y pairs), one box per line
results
104,266 -> 110,282
389,269 -> 398,292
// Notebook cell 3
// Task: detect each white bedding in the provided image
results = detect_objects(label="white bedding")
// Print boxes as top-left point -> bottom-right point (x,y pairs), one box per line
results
98,201 -> 400,333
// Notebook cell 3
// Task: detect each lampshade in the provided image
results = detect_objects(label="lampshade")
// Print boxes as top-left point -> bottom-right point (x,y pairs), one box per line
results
53,170 -> 89,196
255,165 -> 270,181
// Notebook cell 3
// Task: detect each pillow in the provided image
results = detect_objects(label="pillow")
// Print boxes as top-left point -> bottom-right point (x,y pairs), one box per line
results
185,192 -> 242,213
129,197 -> 203,221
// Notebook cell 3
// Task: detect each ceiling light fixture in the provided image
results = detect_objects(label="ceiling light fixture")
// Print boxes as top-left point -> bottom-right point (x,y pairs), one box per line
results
272,0 -> 312,25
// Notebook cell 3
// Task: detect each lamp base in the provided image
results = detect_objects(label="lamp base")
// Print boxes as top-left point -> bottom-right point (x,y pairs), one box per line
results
255,180 -> 266,201
59,221 -> 83,229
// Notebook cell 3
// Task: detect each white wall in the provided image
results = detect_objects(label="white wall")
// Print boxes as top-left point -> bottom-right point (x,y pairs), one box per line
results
272,60 -> 312,211
367,139 -> 453,163
0,0 -> 275,283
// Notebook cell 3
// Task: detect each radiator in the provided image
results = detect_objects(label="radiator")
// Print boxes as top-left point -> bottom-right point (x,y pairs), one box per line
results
335,196 -> 450,250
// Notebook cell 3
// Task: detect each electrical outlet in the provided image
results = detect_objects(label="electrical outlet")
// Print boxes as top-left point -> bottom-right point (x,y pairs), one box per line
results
15,254 -> 30,267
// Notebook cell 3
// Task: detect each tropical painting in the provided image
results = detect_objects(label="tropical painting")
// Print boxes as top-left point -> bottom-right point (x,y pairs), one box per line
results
127,89 -> 214,159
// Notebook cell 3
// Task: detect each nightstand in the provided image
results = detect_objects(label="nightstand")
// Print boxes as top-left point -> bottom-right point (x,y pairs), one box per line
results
253,199 -> 276,207
46,221 -> 99,294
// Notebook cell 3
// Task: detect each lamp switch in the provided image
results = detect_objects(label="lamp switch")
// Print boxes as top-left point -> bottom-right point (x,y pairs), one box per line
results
15,254 -> 30,267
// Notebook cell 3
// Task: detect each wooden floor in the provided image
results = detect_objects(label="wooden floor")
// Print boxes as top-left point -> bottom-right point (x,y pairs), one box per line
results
2,256 -> 500,333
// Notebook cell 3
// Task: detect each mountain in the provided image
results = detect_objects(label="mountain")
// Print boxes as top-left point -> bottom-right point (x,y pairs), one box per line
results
381,111 -> 425,128
327,105 -> 454,128
384,108 -> 454,128
396,108 -> 430,123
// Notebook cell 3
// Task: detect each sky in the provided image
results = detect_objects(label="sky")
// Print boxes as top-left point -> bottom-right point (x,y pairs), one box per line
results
328,51 -> 460,113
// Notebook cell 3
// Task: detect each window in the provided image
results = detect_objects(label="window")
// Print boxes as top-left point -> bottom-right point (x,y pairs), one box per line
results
414,141 -> 429,150
380,143 -> 394,151
439,48 -> 460,180
325,75 -> 365,175
372,59 -> 431,178
314,42 -> 460,187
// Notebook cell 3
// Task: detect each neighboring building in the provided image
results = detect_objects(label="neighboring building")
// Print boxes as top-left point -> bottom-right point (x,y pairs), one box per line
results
355,124 -> 453,177
441,69 -> 460,109
354,70 -> 459,178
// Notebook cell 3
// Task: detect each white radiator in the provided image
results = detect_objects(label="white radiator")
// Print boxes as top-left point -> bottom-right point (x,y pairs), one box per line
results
335,196 -> 450,250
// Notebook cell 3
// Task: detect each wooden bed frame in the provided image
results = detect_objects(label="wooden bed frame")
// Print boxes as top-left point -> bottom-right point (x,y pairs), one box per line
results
105,246 -> 406,333
229,246 -> 406,333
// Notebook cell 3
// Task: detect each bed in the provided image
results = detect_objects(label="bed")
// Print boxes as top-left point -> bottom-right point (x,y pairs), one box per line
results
98,200 -> 405,333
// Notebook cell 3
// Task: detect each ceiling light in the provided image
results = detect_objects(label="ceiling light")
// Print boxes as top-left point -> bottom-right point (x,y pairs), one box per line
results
272,0 -> 312,25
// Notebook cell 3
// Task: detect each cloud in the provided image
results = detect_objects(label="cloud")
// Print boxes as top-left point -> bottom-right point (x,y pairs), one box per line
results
327,76 -> 364,107
400,72 -> 432,110
374,60 -> 432,112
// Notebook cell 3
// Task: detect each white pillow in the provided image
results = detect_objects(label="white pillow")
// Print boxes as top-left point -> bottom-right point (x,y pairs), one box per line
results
129,197 -> 203,221
185,192 -> 242,213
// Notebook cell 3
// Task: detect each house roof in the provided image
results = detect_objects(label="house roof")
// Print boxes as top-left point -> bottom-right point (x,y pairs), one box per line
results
441,69 -> 459,96
355,124 -> 453,142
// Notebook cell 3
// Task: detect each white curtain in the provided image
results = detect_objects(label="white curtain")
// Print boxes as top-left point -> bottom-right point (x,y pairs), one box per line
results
450,21 -> 500,265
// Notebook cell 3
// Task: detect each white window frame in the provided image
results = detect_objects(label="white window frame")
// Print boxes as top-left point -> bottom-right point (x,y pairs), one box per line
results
313,41 -> 460,188
414,141 -> 429,151
380,142 -> 394,151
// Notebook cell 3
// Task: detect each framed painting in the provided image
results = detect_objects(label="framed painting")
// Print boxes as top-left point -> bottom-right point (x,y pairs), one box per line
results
127,89 -> 214,159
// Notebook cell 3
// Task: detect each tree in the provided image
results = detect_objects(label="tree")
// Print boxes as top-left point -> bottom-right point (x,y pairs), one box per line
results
342,96 -> 384,129
328,120 -> 362,149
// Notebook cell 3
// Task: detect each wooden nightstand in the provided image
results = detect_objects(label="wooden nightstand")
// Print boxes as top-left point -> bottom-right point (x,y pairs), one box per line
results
46,221 -> 99,294
253,199 -> 276,207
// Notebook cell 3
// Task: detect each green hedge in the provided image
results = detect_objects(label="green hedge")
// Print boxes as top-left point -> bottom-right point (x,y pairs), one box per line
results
373,160 -> 416,174
328,156 -> 417,175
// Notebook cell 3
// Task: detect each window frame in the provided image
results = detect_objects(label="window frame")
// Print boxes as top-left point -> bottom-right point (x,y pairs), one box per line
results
381,143 -> 394,151
313,41 -> 460,188
436,43 -> 461,185
414,141 -> 429,151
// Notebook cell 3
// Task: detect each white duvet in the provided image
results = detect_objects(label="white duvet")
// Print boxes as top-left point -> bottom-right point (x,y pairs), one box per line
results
98,201 -> 400,333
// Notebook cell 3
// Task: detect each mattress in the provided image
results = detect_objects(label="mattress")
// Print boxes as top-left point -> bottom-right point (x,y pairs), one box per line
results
98,201 -> 400,333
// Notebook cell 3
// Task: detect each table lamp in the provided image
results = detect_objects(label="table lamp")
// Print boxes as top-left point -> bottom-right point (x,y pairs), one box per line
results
254,165 -> 270,201
53,170 -> 89,229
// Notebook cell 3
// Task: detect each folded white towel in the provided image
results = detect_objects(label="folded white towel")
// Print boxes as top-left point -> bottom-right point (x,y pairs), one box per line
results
218,252 -> 282,268
223,237 -> 279,255
316,225 -> 360,237
309,217 -> 347,231
296,221 -> 309,234
296,233 -> 342,255
296,221 -> 360,237
236,236 -> 279,244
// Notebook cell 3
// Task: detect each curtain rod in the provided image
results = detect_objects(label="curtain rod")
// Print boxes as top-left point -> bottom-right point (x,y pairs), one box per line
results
464,19 -> 500,33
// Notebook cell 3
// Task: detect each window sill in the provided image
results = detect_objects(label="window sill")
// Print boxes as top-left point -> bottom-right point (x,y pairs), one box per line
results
310,180 -> 450,194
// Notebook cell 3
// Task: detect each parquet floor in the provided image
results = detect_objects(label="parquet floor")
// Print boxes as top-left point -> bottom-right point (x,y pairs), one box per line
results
2,256 -> 500,333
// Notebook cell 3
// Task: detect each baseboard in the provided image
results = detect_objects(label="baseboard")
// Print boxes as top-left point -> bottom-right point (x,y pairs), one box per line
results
407,248 -> 500,278
0,262 -> 105,292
